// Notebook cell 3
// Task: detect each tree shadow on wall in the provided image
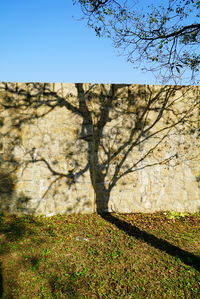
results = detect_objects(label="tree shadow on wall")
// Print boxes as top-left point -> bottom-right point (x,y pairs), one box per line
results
0,82 -> 199,273
73,83 -> 199,214
0,170 -> 32,215
1,82 -> 199,213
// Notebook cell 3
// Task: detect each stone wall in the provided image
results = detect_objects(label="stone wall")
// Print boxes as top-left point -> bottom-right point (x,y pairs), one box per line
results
0,82 -> 199,215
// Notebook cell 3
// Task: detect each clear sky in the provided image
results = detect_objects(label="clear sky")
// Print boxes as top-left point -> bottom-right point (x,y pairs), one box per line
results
0,0 -> 198,85
0,0 -> 158,85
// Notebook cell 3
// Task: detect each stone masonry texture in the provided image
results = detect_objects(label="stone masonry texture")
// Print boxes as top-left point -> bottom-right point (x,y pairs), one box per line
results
0,82 -> 199,215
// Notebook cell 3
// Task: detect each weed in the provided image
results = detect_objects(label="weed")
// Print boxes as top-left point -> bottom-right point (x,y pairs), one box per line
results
165,211 -> 189,220
106,249 -> 121,262
30,257 -> 41,271
41,248 -> 51,256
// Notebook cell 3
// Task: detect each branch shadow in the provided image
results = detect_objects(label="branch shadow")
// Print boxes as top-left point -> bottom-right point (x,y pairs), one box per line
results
1,82 -> 199,215
0,170 -> 33,215
100,213 -> 200,272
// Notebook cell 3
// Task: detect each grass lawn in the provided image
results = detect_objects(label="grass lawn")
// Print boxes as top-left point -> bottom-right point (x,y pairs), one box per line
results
0,212 -> 199,298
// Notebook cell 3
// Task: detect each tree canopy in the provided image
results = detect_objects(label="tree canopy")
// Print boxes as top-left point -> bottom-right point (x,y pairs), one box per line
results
74,0 -> 200,84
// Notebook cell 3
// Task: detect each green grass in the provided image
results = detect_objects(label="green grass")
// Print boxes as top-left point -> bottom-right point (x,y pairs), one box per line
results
0,212 -> 199,298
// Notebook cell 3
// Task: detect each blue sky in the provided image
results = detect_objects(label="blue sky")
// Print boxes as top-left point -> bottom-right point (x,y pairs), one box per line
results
0,0 -> 198,85
0,0 -> 157,84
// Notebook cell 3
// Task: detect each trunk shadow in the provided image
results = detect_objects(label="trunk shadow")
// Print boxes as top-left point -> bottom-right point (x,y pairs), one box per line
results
100,213 -> 200,272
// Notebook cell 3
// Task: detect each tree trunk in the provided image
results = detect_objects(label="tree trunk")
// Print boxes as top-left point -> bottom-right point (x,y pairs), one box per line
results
95,185 -> 110,213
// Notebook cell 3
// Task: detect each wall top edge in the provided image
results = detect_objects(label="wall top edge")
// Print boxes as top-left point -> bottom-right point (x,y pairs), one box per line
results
0,81 -> 199,88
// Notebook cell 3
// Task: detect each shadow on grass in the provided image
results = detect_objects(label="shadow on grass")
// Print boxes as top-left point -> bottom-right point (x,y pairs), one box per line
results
0,214 -> 42,242
100,213 -> 200,272
0,214 -> 45,298
0,263 -> 3,298
49,274 -> 80,298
